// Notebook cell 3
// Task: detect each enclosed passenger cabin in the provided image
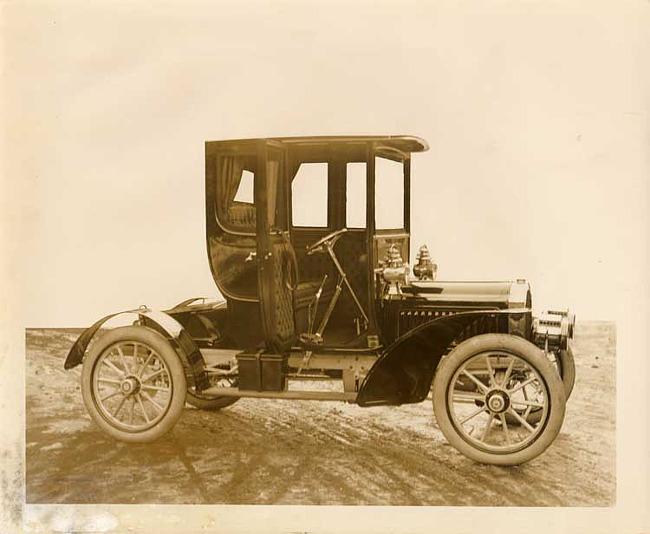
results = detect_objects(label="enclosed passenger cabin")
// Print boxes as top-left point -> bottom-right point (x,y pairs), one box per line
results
205,136 -> 429,352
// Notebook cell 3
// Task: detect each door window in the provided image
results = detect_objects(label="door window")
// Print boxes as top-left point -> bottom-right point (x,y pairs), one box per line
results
292,162 -> 328,227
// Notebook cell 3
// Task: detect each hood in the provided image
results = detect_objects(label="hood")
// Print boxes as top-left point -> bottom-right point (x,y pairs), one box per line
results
401,279 -> 531,309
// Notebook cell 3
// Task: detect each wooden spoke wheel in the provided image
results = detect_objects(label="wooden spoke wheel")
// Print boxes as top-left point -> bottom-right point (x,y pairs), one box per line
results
81,326 -> 187,443
432,334 -> 566,466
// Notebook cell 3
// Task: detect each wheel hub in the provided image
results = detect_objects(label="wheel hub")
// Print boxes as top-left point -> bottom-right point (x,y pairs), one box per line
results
120,376 -> 141,396
485,389 -> 510,414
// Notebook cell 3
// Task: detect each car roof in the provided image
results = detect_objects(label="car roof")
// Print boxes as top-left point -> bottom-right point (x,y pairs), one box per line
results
205,135 -> 429,153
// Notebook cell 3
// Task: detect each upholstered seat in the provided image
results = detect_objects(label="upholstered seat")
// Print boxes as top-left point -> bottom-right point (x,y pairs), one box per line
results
228,202 -> 256,229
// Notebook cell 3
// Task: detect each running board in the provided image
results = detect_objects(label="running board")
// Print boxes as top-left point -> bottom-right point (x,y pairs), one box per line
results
199,386 -> 357,402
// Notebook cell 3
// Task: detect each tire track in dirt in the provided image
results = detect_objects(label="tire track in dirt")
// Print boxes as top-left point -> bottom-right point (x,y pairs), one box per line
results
25,323 -> 615,506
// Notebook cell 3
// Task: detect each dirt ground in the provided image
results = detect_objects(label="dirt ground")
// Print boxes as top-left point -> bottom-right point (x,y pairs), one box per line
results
25,322 -> 615,506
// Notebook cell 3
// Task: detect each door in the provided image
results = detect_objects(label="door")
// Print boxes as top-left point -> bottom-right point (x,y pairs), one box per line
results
256,141 -> 296,352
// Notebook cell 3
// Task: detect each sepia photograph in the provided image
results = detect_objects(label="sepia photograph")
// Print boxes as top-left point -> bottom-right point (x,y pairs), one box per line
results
1,1 -> 648,533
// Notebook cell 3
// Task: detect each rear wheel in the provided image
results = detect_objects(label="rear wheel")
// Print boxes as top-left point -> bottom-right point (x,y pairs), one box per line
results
186,389 -> 239,410
81,326 -> 187,443
186,374 -> 239,411
432,333 -> 566,466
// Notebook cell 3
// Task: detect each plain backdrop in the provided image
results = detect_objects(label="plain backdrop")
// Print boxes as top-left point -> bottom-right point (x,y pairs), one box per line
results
1,2 -> 649,532
2,1 -> 647,327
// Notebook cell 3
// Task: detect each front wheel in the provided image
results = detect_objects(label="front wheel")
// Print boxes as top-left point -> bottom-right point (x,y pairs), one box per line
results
81,326 -> 187,443
432,334 -> 566,466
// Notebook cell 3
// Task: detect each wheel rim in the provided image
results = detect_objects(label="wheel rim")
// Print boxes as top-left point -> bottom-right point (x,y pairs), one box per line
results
91,340 -> 173,432
447,351 -> 550,454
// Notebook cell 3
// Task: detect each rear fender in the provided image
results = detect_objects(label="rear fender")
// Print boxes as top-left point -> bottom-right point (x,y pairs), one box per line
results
356,309 -> 528,407
63,307 -> 210,391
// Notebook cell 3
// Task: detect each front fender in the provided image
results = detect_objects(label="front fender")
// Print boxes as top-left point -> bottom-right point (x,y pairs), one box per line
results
356,308 -> 528,407
63,307 -> 210,391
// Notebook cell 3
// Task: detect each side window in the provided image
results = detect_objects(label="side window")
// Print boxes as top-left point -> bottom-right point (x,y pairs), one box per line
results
346,162 -> 366,228
375,157 -> 404,229
233,170 -> 254,203
215,155 -> 257,232
292,163 -> 328,227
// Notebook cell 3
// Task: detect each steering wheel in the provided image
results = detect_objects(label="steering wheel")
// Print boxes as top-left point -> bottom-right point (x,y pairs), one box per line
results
306,228 -> 348,256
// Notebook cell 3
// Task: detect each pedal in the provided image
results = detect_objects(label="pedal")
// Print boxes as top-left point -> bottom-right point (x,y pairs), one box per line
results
354,316 -> 369,335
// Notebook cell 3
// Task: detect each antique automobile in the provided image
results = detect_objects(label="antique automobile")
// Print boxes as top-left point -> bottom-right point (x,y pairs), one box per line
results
64,135 -> 575,466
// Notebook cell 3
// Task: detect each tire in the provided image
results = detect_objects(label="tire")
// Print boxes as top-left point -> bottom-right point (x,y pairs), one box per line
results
81,326 -> 187,443
432,333 -> 566,466
186,388 -> 239,411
